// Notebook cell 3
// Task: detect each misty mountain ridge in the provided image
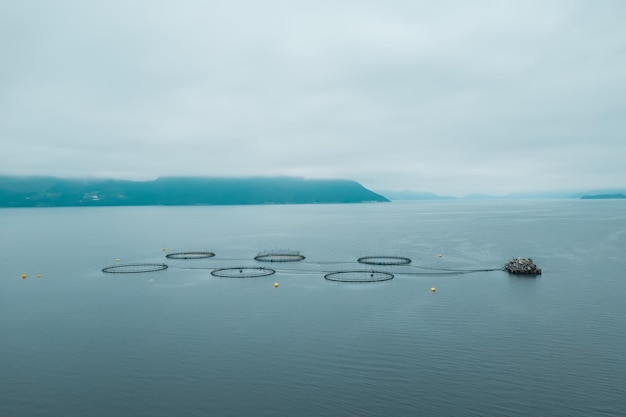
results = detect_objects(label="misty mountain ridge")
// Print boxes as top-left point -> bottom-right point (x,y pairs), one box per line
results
376,190 -> 458,200
2,176 -> 624,207
0,176 -> 388,207
376,188 -> 626,200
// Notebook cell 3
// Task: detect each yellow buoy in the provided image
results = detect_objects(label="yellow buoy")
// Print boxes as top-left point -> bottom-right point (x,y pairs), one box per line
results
116,258 -> 121,262
21,273 -> 27,279
431,287 -> 437,292
36,274 -> 42,279
438,253 -> 443,257
273,282 -> 279,288
162,247 -> 167,252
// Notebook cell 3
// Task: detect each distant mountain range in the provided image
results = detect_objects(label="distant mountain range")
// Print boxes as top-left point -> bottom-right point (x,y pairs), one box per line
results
376,190 -> 458,200
376,189 -> 626,200
2,176 -> 623,207
0,176 -> 389,207
580,193 -> 626,199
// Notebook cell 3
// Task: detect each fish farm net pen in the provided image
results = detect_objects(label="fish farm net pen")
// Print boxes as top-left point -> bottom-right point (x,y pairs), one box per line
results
165,251 -> 215,259
357,256 -> 412,265
324,270 -> 394,283
254,250 -> 306,262
210,267 -> 276,278
102,263 -> 169,274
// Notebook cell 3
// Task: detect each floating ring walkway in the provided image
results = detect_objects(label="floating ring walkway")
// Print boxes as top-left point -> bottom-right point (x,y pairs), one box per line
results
166,251 -> 215,260
211,267 -> 276,278
324,270 -> 394,283
357,256 -> 411,266
254,251 -> 305,262
102,263 -> 168,274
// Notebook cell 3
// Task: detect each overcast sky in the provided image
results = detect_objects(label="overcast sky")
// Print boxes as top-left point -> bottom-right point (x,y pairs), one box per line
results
1,1 -> 625,196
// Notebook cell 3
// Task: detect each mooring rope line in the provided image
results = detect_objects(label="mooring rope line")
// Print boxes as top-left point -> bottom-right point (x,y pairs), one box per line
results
167,265 -> 501,276
160,258 -> 499,271
274,269 -> 324,275
404,265 -> 503,273
171,265 -> 337,275
395,270 -> 481,276
103,251 -> 509,278
159,252 -> 500,270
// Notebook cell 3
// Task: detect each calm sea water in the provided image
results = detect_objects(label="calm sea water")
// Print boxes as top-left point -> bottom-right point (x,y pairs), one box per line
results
1,200 -> 625,416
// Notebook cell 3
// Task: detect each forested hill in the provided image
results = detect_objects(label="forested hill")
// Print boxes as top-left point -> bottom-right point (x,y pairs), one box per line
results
0,176 -> 389,207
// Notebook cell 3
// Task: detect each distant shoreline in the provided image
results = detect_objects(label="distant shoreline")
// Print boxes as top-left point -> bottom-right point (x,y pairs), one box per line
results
580,194 -> 626,200
0,176 -> 389,207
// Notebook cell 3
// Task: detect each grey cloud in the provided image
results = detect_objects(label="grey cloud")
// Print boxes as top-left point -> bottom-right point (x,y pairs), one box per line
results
1,0 -> 625,195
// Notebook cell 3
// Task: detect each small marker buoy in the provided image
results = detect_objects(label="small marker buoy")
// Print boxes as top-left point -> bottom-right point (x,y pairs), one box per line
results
274,282 -> 279,287
36,274 -> 42,279
21,274 -> 27,279
162,248 -> 167,252
431,287 -> 437,292
438,254 -> 442,257
116,258 -> 121,262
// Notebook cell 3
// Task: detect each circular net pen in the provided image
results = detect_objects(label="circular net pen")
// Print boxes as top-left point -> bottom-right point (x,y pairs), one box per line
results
102,263 -> 168,274
211,267 -> 276,278
357,256 -> 411,266
254,251 -> 305,263
324,270 -> 394,283
166,251 -> 215,260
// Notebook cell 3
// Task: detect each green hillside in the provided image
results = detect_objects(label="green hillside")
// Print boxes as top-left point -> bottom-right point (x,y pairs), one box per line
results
0,176 -> 389,207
